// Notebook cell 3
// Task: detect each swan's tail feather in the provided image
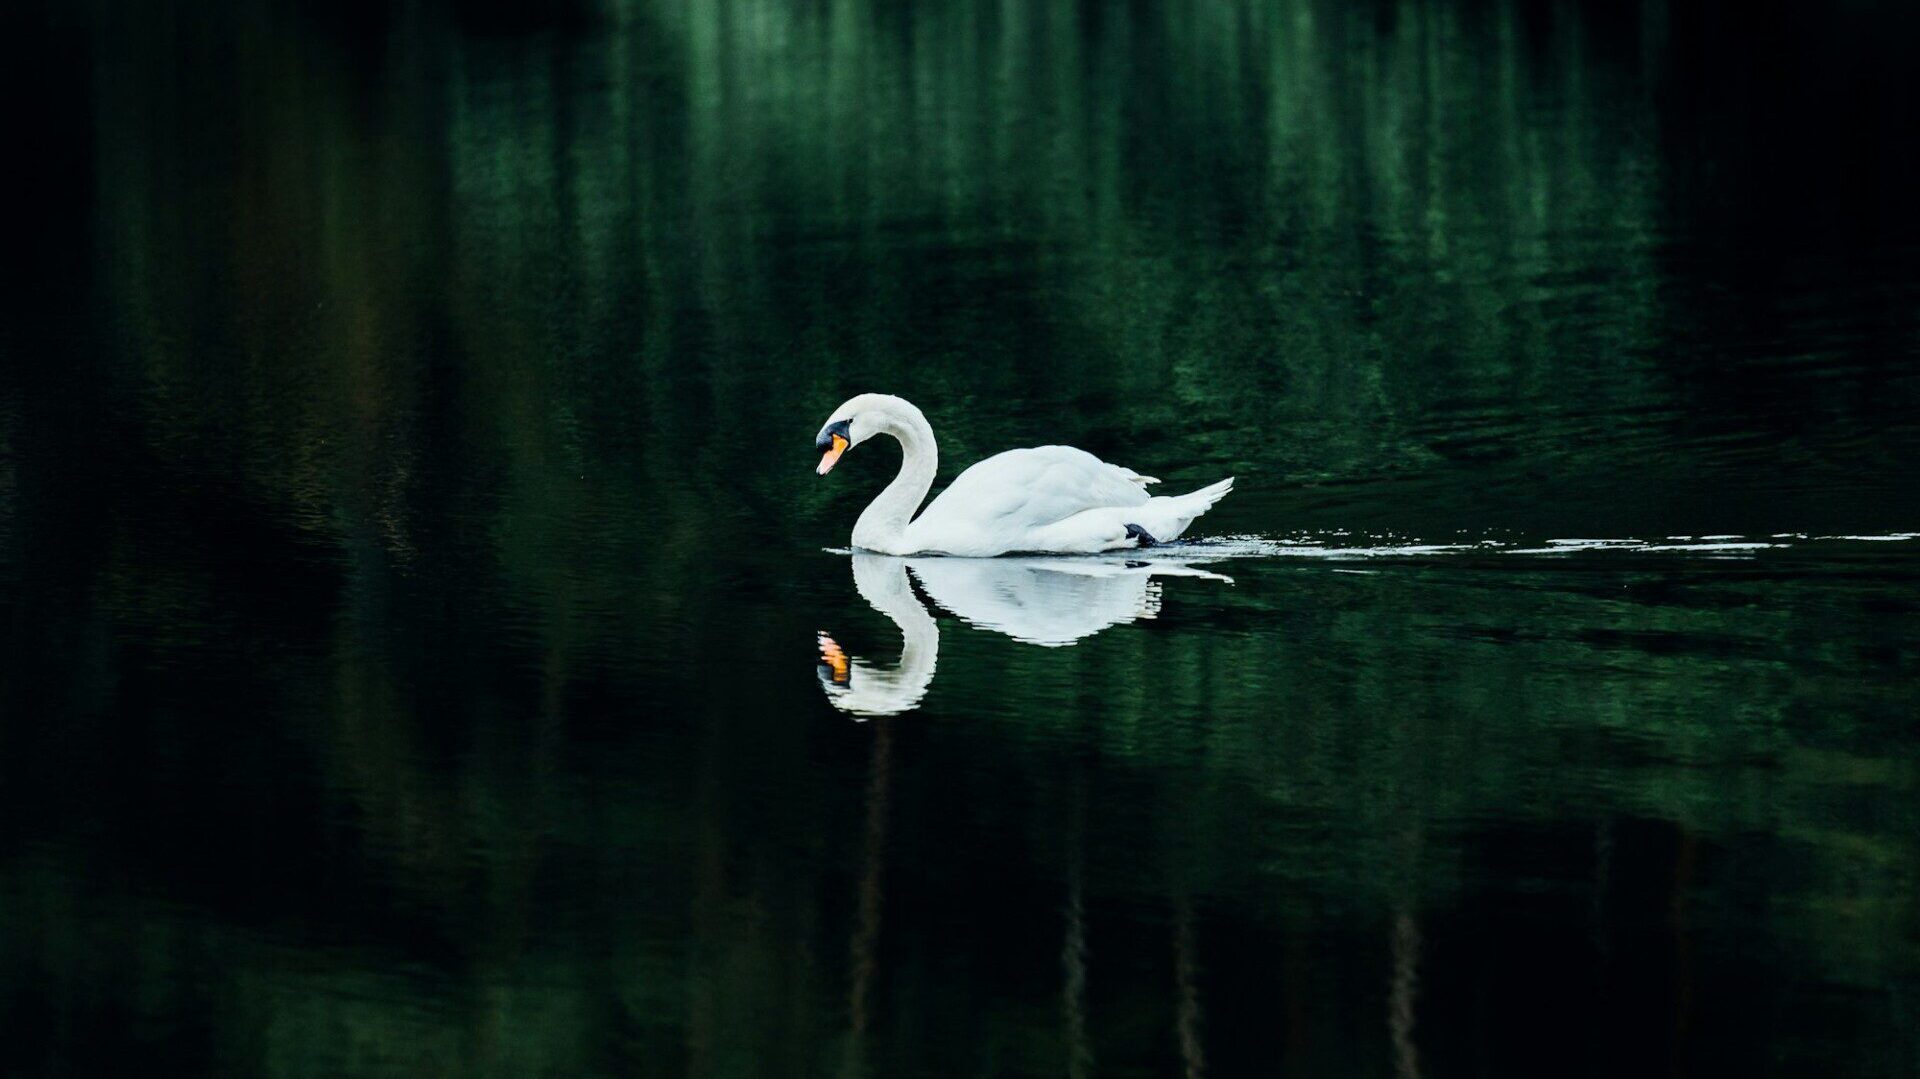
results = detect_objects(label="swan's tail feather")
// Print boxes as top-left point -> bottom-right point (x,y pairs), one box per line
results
1177,476 -> 1234,511
1122,467 -> 1162,487
1134,476 -> 1234,542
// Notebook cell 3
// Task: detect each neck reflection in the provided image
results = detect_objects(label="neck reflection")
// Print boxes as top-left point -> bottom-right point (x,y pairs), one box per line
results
816,553 -> 1231,718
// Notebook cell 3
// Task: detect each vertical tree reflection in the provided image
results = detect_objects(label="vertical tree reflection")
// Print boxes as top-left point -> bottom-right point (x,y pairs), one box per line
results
1061,773 -> 1093,1079
840,718 -> 893,1079
1390,910 -> 1422,1079
1173,894 -> 1206,1079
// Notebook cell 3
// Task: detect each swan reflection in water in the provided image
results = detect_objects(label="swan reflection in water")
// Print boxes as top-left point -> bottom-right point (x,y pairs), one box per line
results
816,552 -> 1232,717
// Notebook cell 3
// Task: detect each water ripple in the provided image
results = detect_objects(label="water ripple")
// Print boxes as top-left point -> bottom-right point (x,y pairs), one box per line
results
1174,532 -> 1920,560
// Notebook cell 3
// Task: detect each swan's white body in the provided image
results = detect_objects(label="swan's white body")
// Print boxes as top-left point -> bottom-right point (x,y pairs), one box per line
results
815,394 -> 1233,556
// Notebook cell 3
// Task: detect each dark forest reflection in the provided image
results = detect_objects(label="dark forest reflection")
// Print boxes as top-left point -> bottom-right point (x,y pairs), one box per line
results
4,0 -> 1920,1074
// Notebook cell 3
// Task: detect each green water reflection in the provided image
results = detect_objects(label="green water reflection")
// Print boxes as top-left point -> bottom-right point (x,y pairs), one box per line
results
4,0 -> 1920,1074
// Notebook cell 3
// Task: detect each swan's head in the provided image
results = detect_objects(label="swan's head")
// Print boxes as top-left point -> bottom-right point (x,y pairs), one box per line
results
813,393 -> 902,475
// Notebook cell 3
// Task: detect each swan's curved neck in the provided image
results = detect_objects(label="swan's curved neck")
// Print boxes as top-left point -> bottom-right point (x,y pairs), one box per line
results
852,401 -> 937,554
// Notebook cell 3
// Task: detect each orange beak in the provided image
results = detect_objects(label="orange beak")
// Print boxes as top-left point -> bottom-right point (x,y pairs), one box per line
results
817,433 -> 849,475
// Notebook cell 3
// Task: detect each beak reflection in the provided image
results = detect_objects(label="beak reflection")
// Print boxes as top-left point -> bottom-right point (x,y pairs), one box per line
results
817,632 -> 851,683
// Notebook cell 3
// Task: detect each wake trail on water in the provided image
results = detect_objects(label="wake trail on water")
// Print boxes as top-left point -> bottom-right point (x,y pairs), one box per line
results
825,532 -> 1920,565
1152,531 -> 1920,562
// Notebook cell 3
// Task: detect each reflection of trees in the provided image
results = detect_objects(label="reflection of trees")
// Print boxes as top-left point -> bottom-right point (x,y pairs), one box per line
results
2,0 -> 1918,1073
1061,773 -> 1093,1079
1390,910 -> 1420,1079
85,0 -> 1697,553
838,719 -> 891,1079
1173,894 -> 1206,1079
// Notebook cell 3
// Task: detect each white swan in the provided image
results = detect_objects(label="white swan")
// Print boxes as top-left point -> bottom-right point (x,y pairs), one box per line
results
814,393 -> 1234,556
817,553 -> 1233,716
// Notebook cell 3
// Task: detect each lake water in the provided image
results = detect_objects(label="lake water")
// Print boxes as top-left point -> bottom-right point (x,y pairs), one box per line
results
5,0 -> 1920,1074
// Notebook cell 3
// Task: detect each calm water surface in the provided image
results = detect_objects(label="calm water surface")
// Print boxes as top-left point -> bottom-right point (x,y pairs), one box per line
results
5,0 -> 1920,1075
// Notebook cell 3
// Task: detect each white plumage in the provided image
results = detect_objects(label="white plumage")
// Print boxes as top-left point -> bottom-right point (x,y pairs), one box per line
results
814,394 -> 1233,556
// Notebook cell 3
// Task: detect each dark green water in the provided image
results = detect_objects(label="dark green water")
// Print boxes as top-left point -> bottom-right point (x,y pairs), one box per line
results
5,0 -> 1920,1074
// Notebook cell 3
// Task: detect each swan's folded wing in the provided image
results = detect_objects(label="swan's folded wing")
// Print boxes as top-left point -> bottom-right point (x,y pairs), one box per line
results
913,445 -> 1151,536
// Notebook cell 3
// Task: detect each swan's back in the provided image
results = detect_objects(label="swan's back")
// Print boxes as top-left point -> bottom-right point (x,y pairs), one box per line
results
906,446 -> 1151,552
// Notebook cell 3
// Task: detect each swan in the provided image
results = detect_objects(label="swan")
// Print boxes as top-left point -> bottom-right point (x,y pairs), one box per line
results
814,393 -> 1234,556
817,553 -> 1233,717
